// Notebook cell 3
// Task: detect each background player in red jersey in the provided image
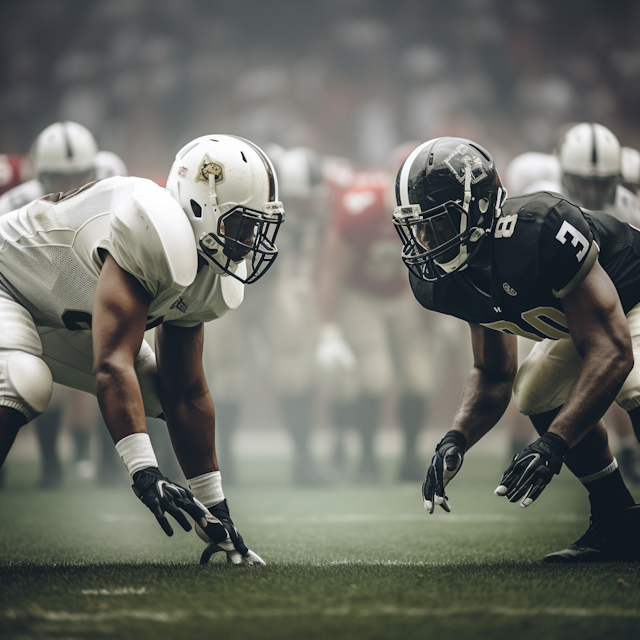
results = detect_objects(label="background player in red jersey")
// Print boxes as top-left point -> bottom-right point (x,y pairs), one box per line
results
0,154 -> 29,197
317,161 -> 434,481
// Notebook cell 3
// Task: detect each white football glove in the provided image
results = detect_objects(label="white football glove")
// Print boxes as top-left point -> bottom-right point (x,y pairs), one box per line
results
315,324 -> 356,372
195,499 -> 265,566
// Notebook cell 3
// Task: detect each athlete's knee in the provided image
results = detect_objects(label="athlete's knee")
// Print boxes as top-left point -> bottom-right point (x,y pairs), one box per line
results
0,351 -> 53,421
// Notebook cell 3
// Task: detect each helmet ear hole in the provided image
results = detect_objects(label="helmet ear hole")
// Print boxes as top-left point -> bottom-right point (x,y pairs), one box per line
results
190,199 -> 202,218
478,198 -> 489,213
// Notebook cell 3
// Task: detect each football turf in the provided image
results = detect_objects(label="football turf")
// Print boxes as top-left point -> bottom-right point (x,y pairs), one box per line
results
1,456 -> 639,640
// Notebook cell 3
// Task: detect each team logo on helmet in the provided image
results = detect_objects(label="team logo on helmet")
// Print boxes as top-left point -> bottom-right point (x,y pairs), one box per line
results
195,154 -> 225,185
444,144 -> 488,185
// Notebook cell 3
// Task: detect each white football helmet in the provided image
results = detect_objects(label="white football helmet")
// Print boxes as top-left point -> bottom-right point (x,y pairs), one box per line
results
165,135 -> 285,284
31,121 -> 98,193
94,150 -> 128,179
505,152 -> 561,196
276,147 -> 324,200
621,147 -> 640,195
556,122 -> 621,210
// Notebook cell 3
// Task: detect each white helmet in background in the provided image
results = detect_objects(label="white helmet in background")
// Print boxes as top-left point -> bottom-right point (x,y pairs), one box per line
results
31,121 -> 98,193
556,122 -> 621,210
94,150 -> 128,180
276,147 -> 324,200
621,147 -> 640,195
165,134 -> 285,284
505,152 -> 561,196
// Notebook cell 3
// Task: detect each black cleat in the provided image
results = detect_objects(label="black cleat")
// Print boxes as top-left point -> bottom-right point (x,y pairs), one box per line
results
543,504 -> 640,563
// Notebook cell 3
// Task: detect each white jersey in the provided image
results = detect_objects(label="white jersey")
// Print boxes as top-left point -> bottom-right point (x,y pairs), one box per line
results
0,179 -> 44,215
0,176 -> 243,330
609,184 -> 640,226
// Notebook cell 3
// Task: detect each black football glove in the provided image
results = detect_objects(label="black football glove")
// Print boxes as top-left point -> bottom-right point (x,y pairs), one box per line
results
132,467 -> 210,536
423,430 -> 467,514
197,499 -> 265,566
495,432 -> 569,507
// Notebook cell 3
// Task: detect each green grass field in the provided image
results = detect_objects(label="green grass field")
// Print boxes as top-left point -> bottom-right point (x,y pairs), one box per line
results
1,455 -> 639,640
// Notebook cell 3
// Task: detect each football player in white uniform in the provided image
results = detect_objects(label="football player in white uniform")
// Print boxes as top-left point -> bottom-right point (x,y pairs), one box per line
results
550,123 -> 640,482
503,128 -> 640,484
204,145 -> 329,485
557,123 -> 640,225
0,122 -> 131,490
621,147 -> 640,196
0,134 -> 283,564
0,121 -> 99,216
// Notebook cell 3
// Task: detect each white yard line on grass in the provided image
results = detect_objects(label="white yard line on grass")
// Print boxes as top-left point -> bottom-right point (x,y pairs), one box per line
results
3,606 -> 639,622
80,588 -> 147,596
254,513 -> 581,524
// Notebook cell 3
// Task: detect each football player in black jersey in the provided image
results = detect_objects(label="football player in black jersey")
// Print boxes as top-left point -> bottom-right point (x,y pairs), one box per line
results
393,137 -> 640,562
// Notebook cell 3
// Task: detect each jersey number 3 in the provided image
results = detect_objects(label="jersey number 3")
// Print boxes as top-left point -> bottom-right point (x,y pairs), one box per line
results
555,220 -> 589,261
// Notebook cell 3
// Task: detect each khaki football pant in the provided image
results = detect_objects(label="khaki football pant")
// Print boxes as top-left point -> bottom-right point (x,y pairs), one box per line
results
513,302 -> 640,414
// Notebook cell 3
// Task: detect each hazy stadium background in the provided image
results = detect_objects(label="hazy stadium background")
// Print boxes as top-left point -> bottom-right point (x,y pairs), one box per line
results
1,0 -> 640,479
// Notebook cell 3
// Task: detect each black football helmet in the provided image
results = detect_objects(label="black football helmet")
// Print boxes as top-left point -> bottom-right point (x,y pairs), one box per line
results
393,137 -> 506,281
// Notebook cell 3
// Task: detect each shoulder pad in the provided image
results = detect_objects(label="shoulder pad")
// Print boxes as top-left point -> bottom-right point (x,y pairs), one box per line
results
496,192 -> 595,294
104,179 -> 198,296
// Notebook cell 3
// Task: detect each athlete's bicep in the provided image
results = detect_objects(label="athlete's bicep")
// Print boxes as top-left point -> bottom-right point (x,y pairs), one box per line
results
469,323 -> 518,382
561,259 -> 631,358
92,253 -> 152,368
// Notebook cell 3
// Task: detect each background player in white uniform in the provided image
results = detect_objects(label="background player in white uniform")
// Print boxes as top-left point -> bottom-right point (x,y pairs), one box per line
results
203,145 -> 328,485
503,128 -> 640,483
549,123 -> 640,482
621,147 -> 640,196
0,122 -> 132,489
0,121 -> 100,215
0,134 -> 284,564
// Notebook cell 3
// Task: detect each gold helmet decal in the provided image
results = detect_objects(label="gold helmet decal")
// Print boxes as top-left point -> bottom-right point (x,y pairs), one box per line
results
195,154 -> 225,186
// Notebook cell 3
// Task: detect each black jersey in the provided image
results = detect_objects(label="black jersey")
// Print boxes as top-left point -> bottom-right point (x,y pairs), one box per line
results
410,191 -> 640,341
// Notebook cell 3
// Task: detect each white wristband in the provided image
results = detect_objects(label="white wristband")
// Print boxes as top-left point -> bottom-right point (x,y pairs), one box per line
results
115,433 -> 158,478
187,471 -> 224,508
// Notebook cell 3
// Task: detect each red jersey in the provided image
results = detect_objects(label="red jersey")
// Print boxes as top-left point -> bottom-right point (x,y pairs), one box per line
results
0,155 -> 29,196
333,170 -> 408,297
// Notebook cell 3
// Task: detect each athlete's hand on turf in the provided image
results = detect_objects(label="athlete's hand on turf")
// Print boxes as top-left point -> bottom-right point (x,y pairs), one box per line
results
495,432 -> 569,508
423,430 -> 467,514
132,467 -> 210,536
196,499 -> 265,566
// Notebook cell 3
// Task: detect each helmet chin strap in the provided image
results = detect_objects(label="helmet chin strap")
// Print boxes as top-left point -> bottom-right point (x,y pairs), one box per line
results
208,173 -> 220,217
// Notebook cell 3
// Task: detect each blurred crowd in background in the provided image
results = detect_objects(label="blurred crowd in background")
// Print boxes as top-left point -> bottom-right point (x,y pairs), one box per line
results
1,0 -> 640,488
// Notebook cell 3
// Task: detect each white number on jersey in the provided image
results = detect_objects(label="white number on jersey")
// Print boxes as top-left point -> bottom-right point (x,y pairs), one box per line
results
555,220 -> 589,261
494,214 -> 518,238
482,306 -> 569,341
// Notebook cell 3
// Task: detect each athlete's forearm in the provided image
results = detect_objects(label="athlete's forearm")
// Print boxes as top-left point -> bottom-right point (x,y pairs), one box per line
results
548,348 -> 632,448
94,361 -> 148,443
161,387 -> 219,478
450,365 -> 514,449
